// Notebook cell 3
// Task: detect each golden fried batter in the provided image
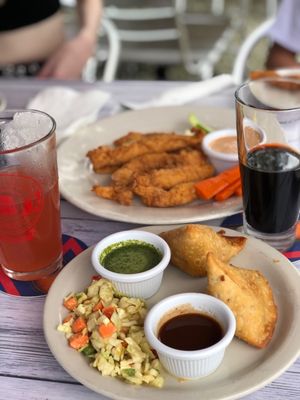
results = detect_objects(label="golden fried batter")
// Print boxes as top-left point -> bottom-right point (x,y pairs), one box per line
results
113,131 -> 144,146
112,148 -> 210,187
93,184 -> 133,205
87,132 -> 204,172
206,253 -> 277,348
135,163 -> 214,189
159,225 -> 246,276
134,182 -> 197,207
111,152 -> 179,186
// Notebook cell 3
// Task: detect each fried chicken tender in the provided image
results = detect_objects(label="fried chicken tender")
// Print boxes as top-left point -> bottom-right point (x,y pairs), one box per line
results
111,152 -> 179,186
112,148 -> 212,187
87,132 -> 204,173
134,182 -> 198,207
93,147 -> 213,206
206,252 -> 277,348
135,163 -> 214,189
93,184 -> 133,205
113,131 -> 144,146
159,225 -> 246,276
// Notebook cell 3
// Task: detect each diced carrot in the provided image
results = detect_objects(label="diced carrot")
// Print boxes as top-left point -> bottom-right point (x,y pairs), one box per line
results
63,296 -> 78,311
214,179 -> 241,201
235,184 -> 243,196
296,222 -> 300,239
68,333 -> 89,349
102,306 -> 115,319
72,316 -> 87,333
98,322 -> 117,338
92,301 -> 104,312
63,314 -> 74,324
195,165 -> 240,200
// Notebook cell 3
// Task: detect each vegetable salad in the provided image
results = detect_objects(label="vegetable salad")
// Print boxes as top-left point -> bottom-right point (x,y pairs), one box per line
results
57,276 -> 164,387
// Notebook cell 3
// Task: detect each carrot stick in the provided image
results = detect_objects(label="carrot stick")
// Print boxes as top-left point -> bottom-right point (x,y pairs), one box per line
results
195,165 -> 240,200
249,70 -> 278,80
68,333 -> 89,349
72,316 -> 87,333
98,322 -> 117,338
214,179 -> 241,201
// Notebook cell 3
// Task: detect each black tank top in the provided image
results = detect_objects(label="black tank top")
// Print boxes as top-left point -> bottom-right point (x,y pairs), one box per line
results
0,0 -> 60,31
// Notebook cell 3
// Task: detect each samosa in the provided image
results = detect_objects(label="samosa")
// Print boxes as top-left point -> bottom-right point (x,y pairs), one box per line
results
160,224 -> 246,277
206,252 -> 277,348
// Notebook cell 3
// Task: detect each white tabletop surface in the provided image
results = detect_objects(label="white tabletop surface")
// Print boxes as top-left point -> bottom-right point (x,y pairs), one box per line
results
0,77 -> 299,400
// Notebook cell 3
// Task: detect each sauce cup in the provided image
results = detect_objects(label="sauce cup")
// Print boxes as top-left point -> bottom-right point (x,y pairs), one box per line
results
91,230 -> 171,299
144,292 -> 236,379
242,118 -> 267,150
202,128 -> 238,173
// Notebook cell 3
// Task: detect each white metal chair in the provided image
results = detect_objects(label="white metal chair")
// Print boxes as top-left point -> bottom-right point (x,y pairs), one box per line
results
174,0 -> 251,80
82,17 -> 121,82
104,0 -> 251,80
232,18 -> 275,84
104,0 -> 182,68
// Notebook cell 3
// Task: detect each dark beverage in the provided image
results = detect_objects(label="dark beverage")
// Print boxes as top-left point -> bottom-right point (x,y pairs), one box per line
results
240,145 -> 300,233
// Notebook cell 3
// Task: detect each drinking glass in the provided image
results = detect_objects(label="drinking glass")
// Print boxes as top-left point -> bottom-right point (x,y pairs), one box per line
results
235,77 -> 300,251
0,110 -> 62,280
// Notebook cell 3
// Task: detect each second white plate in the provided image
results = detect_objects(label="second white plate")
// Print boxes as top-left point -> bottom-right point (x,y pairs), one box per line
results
44,225 -> 300,400
57,106 -> 242,224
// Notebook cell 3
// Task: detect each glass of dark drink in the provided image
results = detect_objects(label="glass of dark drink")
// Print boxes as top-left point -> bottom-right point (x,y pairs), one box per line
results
235,77 -> 300,251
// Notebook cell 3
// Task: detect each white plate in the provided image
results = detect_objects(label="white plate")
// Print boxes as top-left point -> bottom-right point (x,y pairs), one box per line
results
57,106 -> 242,224
44,225 -> 300,400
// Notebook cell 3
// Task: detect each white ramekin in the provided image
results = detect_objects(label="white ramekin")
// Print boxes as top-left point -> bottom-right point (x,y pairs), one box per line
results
144,292 -> 236,379
91,230 -> 171,299
202,128 -> 238,173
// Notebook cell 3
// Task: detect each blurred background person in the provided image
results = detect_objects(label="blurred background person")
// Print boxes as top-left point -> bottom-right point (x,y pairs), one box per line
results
266,0 -> 300,69
0,0 -> 102,79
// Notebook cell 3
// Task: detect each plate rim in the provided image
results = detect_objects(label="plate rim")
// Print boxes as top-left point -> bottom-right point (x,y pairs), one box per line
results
44,224 -> 300,400
57,105 -> 242,224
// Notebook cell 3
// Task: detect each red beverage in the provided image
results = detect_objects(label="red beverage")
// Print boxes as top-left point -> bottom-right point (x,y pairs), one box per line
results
0,109 -> 62,281
0,173 -> 62,277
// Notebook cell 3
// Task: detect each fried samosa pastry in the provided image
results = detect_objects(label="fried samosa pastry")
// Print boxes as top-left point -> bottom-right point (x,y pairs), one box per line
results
206,253 -> 277,348
159,224 -> 246,276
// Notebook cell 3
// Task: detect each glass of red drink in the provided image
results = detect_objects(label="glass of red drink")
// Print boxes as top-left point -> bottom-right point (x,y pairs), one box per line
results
235,77 -> 300,251
0,110 -> 62,280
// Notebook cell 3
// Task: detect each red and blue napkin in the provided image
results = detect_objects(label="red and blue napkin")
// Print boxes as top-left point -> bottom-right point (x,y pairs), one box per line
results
0,234 -> 87,297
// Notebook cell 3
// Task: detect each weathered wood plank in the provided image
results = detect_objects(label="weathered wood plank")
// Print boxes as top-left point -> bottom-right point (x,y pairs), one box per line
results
0,376 -> 110,400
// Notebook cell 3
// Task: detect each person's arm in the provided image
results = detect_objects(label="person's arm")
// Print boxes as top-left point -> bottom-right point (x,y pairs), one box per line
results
266,43 -> 300,69
265,0 -> 300,70
38,0 -> 102,80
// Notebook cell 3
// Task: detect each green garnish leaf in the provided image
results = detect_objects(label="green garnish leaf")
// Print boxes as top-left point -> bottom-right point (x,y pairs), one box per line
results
188,113 -> 213,133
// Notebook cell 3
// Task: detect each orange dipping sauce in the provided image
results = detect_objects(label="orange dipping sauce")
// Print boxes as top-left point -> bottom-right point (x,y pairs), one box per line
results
209,136 -> 237,154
